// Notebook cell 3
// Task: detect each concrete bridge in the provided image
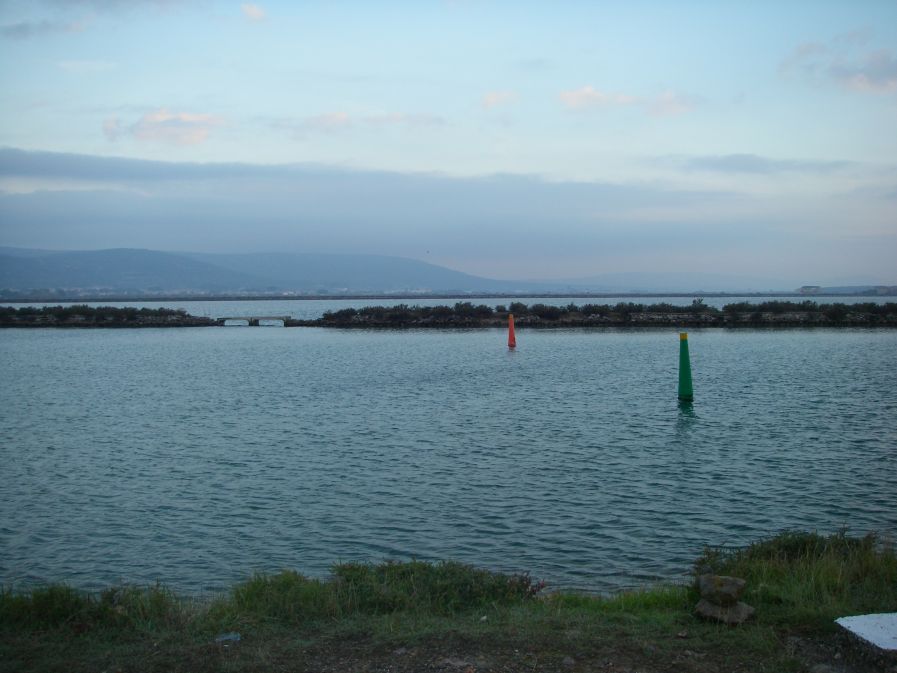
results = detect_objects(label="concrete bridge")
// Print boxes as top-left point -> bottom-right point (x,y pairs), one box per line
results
219,316 -> 291,326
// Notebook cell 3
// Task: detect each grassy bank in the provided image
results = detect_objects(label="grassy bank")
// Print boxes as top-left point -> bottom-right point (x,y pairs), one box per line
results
2,532 -> 895,672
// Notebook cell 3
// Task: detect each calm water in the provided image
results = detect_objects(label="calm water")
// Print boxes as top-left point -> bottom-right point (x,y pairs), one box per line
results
1,326 -> 896,593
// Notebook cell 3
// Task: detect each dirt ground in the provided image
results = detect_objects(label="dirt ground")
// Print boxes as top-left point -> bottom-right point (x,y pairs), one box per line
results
191,631 -> 897,673
5,621 -> 897,673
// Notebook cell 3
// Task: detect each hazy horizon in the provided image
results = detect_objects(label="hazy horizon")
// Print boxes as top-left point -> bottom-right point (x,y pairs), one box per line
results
3,244 -> 892,292
1,1 -> 896,285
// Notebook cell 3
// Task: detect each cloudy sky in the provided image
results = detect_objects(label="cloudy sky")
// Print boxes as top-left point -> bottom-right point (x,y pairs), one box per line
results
1,0 -> 895,284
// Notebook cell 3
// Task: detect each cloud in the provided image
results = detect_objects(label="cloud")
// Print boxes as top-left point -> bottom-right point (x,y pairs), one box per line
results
364,113 -> 446,128
102,118 -> 125,141
274,111 -> 446,138
831,27 -> 873,47
559,86 -> 638,110
829,49 -> 897,93
0,147 -> 281,181
1,2 -> 195,41
779,42 -> 828,76
41,0 -> 189,10
560,86 -> 694,116
103,109 -> 223,145
515,57 -> 554,72
780,35 -> 897,94
482,90 -> 518,109
241,3 -> 266,21
679,154 -> 853,174
0,148 -> 743,266
293,112 -> 352,134
58,59 -> 115,73
647,91 -> 695,117
2,148 -> 894,282
131,109 -> 222,144
0,19 -> 84,39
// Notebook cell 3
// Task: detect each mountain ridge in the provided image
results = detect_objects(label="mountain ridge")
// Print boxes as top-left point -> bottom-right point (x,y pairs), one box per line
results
1,247 -> 893,297
0,247 -> 518,295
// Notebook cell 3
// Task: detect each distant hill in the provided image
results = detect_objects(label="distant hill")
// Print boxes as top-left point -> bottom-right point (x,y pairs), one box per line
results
0,249 -> 267,293
183,252 -> 520,294
819,286 -> 897,296
1,247 -> 892,298
0,248 -> 518,295
542,271 -> 792,293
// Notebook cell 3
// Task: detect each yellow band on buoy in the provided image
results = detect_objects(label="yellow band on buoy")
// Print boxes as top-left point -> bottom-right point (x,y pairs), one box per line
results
680,332 -> 688,341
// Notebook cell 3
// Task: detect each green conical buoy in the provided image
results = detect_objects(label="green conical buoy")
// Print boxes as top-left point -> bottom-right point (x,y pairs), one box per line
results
678,332 -> 694,401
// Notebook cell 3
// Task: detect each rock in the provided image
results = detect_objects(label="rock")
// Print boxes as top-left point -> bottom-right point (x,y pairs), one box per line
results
676,630 -> 688,639
215,632 -> 241,645
438,658 -> 476,669
695,598 -> 755,625
697,574 -> 746,606
562,655 -> 575,668
809,665 -> 836,673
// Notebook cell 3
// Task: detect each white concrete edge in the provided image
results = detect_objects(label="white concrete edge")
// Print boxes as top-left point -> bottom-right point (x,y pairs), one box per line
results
835,613 -> 897,652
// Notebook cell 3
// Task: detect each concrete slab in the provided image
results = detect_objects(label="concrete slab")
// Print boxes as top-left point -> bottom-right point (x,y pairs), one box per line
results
835,613 -> 897,652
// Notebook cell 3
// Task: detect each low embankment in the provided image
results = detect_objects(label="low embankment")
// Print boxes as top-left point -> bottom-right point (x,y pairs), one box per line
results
2,531 -> 895,672
3,301 -> 897,328
307,300 -> 897,328
0,305 -> 216,328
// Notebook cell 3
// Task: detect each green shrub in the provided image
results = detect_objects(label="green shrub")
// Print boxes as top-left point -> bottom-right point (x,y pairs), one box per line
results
331,560 -> 541,615
693,531 -> 897,627
227,570 -> 335,623
215,561 -> 544,626
0,584 -> 187,632
0,585 -> 95,629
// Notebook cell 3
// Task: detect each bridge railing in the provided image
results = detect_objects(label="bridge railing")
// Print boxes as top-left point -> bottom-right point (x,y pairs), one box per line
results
219,316 -> 291,326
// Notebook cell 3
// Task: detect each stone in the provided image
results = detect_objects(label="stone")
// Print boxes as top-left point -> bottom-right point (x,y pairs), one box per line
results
697,574 -> 746,606
215,632 -> 241,643
438,658 -> 476,669
695,598 -> 755,625
562,655 -> 575,668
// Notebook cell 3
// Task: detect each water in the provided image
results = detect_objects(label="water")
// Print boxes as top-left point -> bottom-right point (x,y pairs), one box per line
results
1,326 -> 895,593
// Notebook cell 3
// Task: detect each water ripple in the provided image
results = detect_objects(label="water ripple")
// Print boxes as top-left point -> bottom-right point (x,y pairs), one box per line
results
1,327 -> 896,592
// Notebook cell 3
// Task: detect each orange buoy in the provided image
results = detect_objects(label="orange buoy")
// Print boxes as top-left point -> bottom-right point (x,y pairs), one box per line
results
508,313 -> 516,349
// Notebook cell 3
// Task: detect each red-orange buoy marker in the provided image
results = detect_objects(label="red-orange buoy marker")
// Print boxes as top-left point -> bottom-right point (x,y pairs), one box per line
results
508,313 -> 516,349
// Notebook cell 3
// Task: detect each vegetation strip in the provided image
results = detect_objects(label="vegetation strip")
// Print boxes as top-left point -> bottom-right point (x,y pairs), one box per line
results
312,300 -> 897,327
3,301 -> 897,328
2,532 -> 895,672
0,305 -> 215,328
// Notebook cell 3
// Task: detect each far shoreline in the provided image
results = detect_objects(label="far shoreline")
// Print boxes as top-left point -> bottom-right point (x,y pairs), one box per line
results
2,300 -> 896,329
3,291 -> 897,304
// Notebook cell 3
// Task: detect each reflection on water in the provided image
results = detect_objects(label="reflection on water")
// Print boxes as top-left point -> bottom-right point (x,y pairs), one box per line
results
675,400 -> 697,439
1,327 -> 895,593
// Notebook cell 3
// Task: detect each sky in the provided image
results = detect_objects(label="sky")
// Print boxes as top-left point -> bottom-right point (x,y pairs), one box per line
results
0,0 -> 896,285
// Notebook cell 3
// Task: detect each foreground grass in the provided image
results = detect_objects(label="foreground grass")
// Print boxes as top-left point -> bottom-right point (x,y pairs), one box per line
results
2,532 -> 895,673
